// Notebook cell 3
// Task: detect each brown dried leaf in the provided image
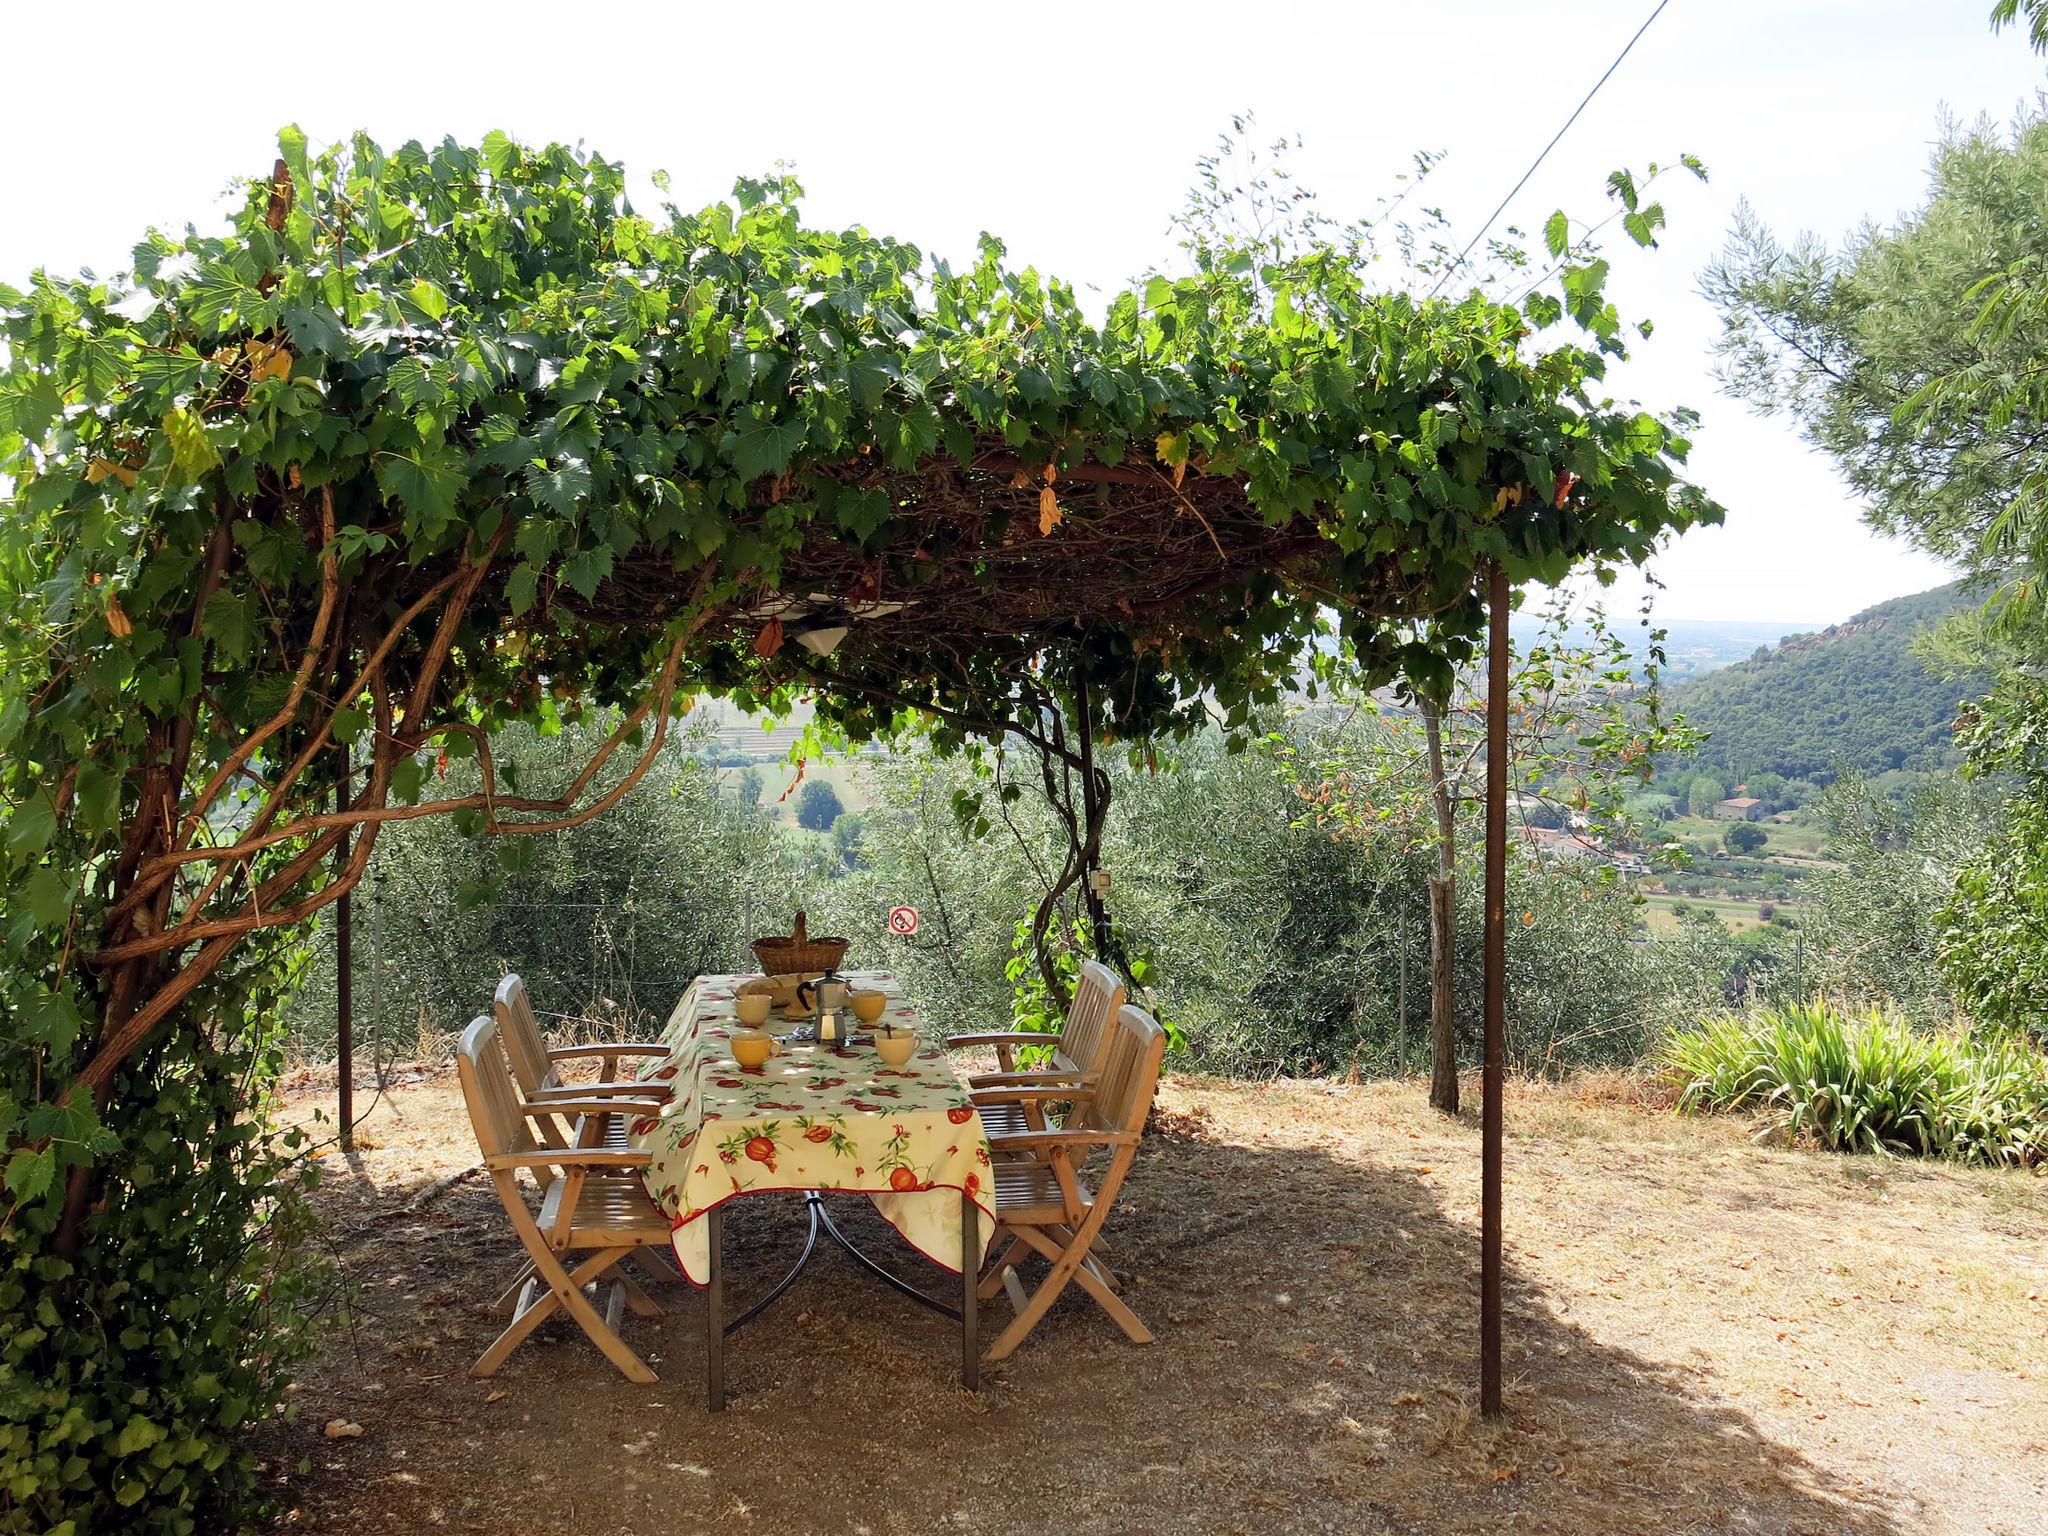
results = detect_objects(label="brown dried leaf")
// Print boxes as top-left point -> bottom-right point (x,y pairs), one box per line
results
105,592 -> 133,639
752,617 -> 784,658
1038,486 -> 1061,535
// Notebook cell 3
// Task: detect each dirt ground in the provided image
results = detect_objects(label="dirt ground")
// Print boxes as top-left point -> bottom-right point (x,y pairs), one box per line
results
258,1066 -> 2047,1536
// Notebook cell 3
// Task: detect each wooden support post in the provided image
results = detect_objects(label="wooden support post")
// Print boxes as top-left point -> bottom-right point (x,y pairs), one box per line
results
335,771 -> 354,1152
1481,561 -> 1509,1419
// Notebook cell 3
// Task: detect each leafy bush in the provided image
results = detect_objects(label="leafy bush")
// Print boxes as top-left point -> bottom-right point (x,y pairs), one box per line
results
1,971 -> 326,1534
1666,1002 -> 2048,1165
286,719 -> 801,1056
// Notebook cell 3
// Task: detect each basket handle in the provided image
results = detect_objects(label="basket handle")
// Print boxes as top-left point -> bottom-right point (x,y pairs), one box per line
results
792,909 -> 808,943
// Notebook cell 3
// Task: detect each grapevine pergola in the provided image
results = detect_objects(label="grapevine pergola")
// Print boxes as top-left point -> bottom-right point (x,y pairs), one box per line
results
0,133 -> 1716,1527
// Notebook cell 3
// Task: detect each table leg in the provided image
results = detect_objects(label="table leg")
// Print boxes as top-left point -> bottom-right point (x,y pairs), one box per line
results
706,1206 -> 725,1412
961,1191 -> 979,1392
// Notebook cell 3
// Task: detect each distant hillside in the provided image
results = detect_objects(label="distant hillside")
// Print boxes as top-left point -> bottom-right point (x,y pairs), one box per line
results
1661,582 -> 1984,783
1511,613 -> 1803,681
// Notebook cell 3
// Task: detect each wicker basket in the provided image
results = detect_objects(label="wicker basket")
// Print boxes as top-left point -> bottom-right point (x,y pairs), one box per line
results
750,910 -> 848,977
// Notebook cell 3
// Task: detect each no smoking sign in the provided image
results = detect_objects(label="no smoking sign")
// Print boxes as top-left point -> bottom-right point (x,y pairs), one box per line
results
887,905 -> 920,937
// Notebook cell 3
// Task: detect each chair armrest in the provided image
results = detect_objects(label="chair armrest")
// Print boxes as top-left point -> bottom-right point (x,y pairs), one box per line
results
971,1085 -> 1098,1105
528,1079 -> 662,1099
967,1068 -> 1092,1089
546,1042 -> 669,1060
485,1148 -> 652,1171
945,1031 -> 1058,1049
984,1129 -> 1137,1152
520,1097 -> 665,1117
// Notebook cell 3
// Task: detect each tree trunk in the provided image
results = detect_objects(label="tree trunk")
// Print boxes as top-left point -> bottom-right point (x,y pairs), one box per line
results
1422,698 -> 1459,1115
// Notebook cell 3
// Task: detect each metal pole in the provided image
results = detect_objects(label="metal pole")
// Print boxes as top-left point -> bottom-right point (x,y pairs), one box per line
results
1396,912 -> 1409,1077
706,1205 -> 725,1412
1481,562 -> 1509,1419
335,770 -> 354,1152
961,1191 -> 979,1391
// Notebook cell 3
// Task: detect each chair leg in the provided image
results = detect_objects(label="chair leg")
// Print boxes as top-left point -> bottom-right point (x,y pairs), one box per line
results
629,1247 -> 684,1286
1081,1251 -> 1121,1293
986,1215 -> 1142,1360
473,1246 -> 656,1384
493,1258 -> 538,1317
1069,1252 -> 1153,1343
985,1242 -> 1089,1362
1049,1223 -> 1118,1289
615,1262 -> 665,1318
977,1234 -> 1024,1300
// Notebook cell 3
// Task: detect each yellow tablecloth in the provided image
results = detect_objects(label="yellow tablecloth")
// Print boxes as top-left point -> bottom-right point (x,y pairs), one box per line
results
628,972 -> 997,1285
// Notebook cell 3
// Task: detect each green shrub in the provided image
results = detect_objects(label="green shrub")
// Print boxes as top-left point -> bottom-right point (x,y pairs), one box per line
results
1666,1002 -> 2048,1165
1,990 -> 326,1534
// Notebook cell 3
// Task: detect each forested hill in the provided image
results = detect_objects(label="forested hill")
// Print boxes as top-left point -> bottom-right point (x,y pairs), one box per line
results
1661,582 -> 1984,783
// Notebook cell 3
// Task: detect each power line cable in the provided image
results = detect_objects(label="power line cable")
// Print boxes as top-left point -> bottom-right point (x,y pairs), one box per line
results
1429,0 -> 1674,298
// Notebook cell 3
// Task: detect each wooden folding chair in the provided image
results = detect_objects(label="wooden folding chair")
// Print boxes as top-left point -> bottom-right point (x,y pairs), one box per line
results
495,974 -> 674,1161
973,1002 -> 1167,1362
456,1015 -> 676,1384
950,958 -> 1124,1139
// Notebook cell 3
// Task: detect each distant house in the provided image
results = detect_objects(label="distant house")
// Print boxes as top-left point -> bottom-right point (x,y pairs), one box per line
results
1520,825 -> 1601,860
1713,796 -> 1766,821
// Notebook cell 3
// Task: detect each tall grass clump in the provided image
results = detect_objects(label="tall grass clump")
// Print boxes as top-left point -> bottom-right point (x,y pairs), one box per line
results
1665,1002 -> 2048,1166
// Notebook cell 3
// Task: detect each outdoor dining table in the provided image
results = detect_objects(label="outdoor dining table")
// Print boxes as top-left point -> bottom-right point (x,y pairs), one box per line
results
628,971 -> 997,1409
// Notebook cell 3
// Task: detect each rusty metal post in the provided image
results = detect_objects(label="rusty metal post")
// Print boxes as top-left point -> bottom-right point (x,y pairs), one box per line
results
1481,562 -> 1509,1418
335,771 -> 354,1151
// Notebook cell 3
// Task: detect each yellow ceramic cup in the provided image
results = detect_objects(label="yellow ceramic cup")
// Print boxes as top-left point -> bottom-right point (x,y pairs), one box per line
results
735,993 -> 772,1028
874,1028 -> 918,1068
732,1030 -> 778,1069
850,990 -> 887,1025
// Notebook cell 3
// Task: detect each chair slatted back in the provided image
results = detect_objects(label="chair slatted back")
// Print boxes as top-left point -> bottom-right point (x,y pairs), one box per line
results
1059,960 -> 1125,1077
494,974 -> 554,1098
457,1015 -> 540,1165
1074,1003 -> 1167,1138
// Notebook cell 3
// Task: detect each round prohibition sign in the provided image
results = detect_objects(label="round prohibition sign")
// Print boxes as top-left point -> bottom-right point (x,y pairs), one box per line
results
886,905 -> 920,937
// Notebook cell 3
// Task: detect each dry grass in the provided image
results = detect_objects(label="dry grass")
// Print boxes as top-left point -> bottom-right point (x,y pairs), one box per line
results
257,1067 -> 2048,1535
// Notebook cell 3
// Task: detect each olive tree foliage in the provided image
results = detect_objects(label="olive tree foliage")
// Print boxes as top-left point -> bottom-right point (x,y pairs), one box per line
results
844,719 -> 1699,1080
1937,679 -> 2048,1039
1704,94 -> 2048,1039
1703,112 -> 2048,585
1795,775 -> 2000,1027
287,717 -> 797,1061
1282,594 -> 1700,1108
0,121 -> 1712,1531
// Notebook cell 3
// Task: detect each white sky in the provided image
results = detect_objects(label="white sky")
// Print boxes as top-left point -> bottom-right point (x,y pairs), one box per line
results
5,0 -> 2041,629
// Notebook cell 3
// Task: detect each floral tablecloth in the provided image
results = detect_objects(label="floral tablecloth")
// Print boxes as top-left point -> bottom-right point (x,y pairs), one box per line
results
627,971 -> 996,1285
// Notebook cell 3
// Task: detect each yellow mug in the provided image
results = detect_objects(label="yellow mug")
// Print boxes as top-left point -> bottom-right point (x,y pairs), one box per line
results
731,1030 -> 780,1069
